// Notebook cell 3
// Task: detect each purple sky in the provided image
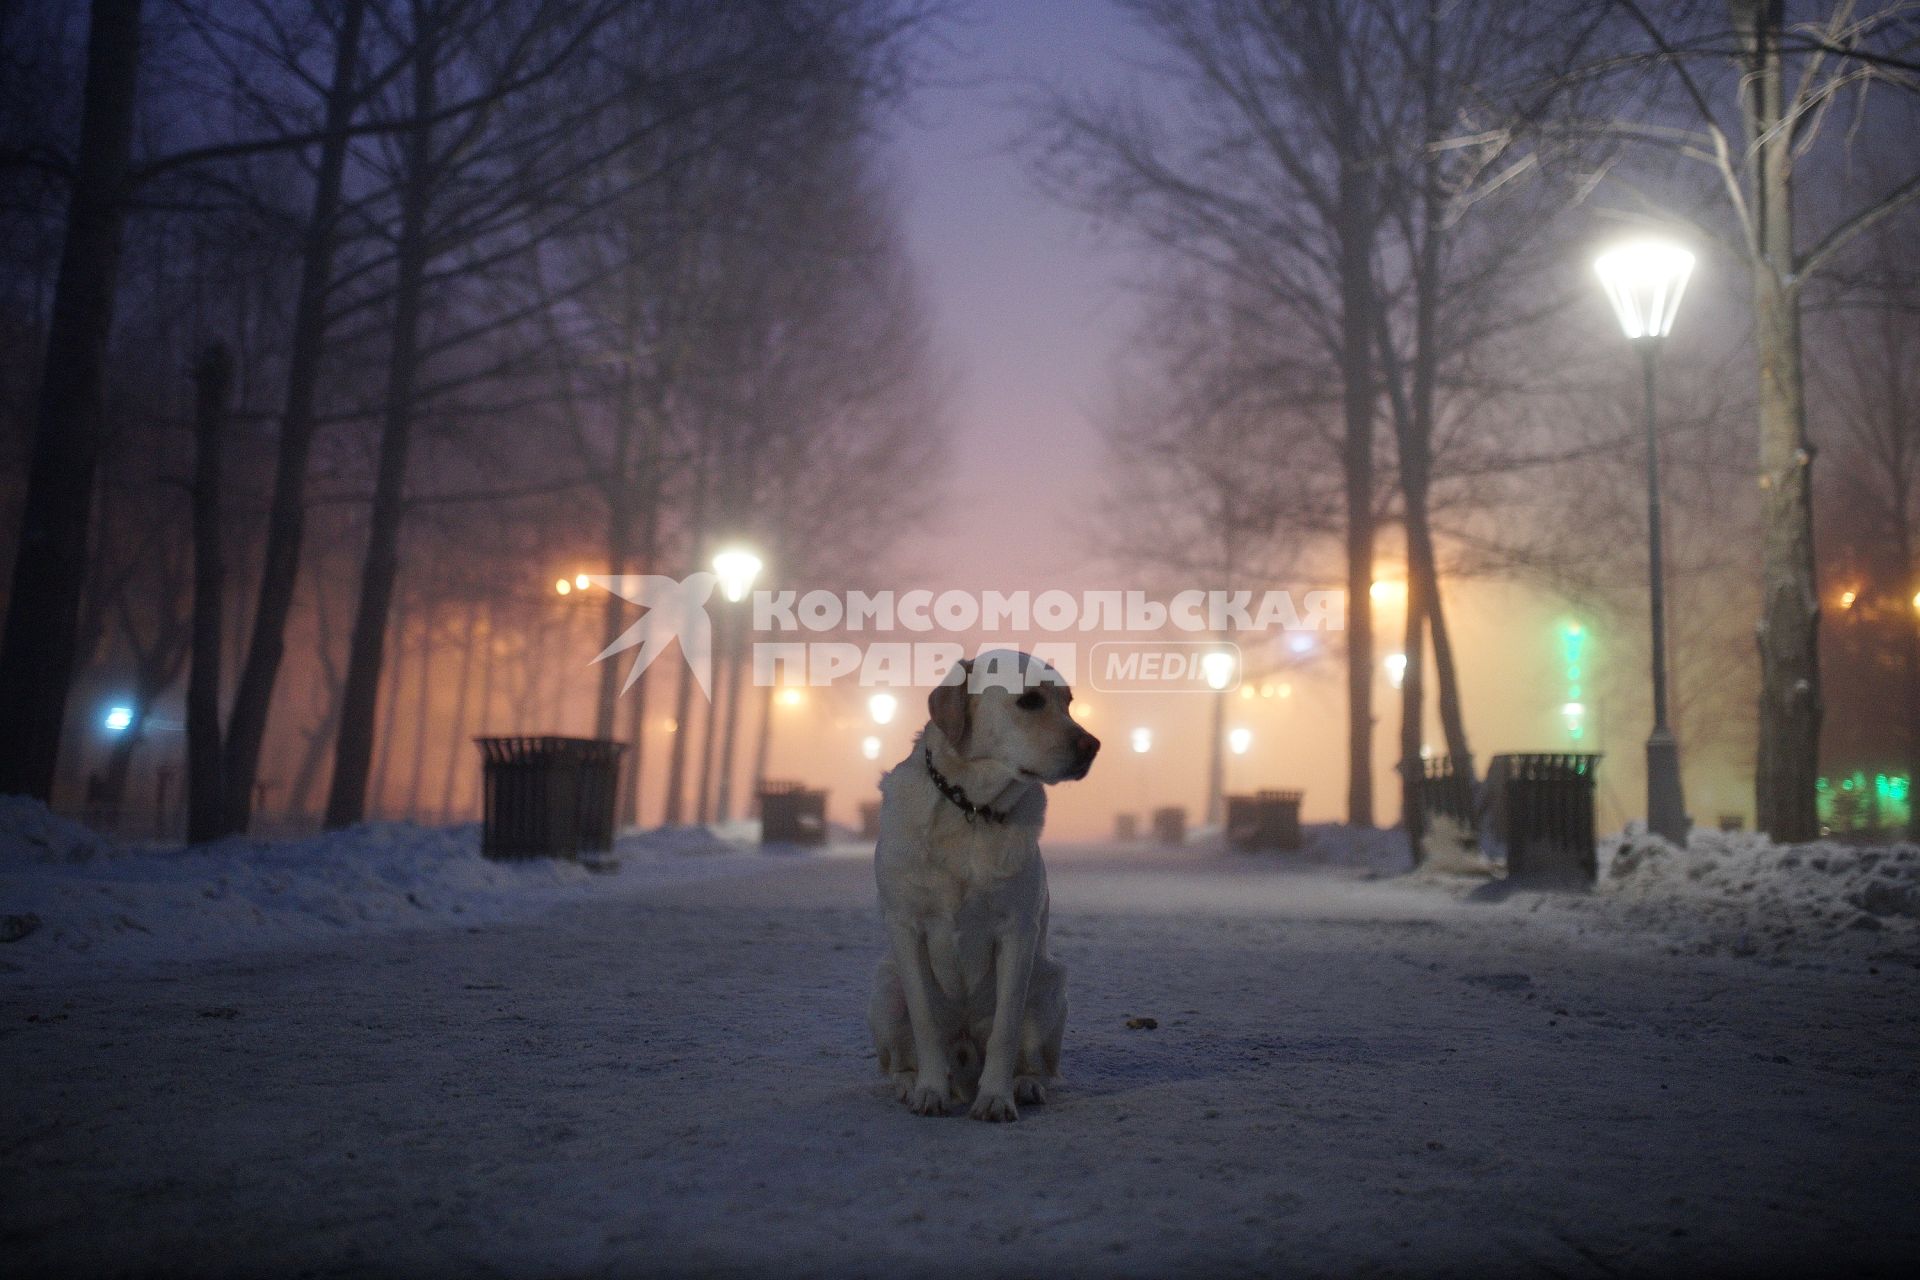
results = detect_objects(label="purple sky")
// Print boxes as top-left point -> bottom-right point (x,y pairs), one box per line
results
885,0 -> 1154,589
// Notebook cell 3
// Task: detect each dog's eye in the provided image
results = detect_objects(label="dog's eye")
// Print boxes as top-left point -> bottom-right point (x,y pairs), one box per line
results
1015,692 -> 1045,711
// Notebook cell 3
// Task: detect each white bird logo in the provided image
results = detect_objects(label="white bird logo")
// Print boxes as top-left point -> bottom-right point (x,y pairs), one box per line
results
587,572 -> 718,699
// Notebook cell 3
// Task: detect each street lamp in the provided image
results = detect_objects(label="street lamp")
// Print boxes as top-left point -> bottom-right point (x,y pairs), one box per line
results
861,735 -> 882,761
1228,727 -> 1252,755
1131,727 -> 1152,754
711,547 -> 763,604
868,692 -> 898,726
1594,237 -> 1695,844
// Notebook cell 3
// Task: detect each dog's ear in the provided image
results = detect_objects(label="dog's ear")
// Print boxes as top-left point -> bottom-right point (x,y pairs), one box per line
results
929,659 -> 973,751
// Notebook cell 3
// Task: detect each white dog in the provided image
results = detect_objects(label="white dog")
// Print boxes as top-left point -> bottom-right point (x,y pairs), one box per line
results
867,650 -> 1100,1121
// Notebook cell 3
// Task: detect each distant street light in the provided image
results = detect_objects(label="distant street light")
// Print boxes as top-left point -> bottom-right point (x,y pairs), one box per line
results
1228,727 -> 1252,756
1594,237 -> 1696,844
573,572 -> 590,591
1201,649 -> 1237,691
554,577 -> 572,596
103,704 -> 134,734
711,547 -> 763,604
868,692 -> 899,725
1369,579 -> 1407,604
1384,652 -> 1407,690
861,735 -> 882,761
1130,727 -> 1153,754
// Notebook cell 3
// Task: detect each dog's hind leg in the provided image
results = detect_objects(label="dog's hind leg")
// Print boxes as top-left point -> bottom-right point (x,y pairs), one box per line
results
1014,954 -> 1067,1105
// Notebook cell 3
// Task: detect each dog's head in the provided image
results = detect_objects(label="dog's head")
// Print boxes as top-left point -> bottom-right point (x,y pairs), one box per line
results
928,650 -> 1100,784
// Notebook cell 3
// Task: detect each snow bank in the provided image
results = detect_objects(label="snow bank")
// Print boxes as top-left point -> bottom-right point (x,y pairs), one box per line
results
1588,828 -> 1920,954
0,801 -> 766,972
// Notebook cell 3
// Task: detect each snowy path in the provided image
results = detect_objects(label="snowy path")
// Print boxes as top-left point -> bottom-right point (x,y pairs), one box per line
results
5,849 -> 1919,1278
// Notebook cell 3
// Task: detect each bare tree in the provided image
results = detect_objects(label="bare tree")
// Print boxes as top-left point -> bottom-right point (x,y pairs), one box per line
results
1546,0 -> 1920,839
0,0 -> 144,800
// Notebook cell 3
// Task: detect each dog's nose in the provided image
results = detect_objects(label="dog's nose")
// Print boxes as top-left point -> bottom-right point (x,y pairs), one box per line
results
1075,730 -> 1100,763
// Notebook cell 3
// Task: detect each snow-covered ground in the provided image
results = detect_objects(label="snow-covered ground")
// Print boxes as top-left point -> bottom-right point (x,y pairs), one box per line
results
0,797 -> 809,972
4,804 -> 1919,1276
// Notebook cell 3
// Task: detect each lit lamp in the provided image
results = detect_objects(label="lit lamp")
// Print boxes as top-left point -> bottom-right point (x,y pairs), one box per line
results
868,692 -> 898,725
1228,727 -> 1252,755
1384,652 -> 1407,690
861,735 -> 882,761
1201,649 -> 1237,691
711,547 -> 763,604
1130,727 -> 1152,754
1594,237 -> 1695,844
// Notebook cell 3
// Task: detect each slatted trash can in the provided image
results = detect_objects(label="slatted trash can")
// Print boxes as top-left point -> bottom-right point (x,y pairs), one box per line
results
475,736 -> 624,859
1151,806 -> 1187,846
759,780 -> 828,846
1226,790 -> 1304,852
1483,753 -> 1600,888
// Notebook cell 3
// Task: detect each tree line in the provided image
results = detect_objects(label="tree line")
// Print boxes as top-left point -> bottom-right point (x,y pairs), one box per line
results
1036,0 -> 1920,842
0,0 -> 942,835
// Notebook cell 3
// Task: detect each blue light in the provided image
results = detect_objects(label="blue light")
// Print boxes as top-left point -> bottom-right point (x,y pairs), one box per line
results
103,705 -> 134,734
1288,634 -> 1315,654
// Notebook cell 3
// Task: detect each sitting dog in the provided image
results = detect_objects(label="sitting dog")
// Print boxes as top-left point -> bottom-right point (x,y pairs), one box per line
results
867,650 -> 1100,1121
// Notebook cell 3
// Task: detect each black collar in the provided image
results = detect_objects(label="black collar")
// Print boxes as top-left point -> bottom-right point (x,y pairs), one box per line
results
924,743 -> 1009,825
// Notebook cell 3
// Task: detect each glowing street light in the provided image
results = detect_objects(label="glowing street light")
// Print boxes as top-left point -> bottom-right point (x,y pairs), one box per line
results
861,735 -> 882,761
1384,652 -> 1407,690
1228,727 -> 1252,756
1594,240 -> 1695,341
554,577 -> 572,596
711,547 -> 763,604
868,692 -> 899,725
1594,235 -> 1695,843
1369,579 -> 1407,604
1201,649 -> 1237,691
777,687 -> 806,708
103,704 -> 134,734
1130,727 -> 1153,755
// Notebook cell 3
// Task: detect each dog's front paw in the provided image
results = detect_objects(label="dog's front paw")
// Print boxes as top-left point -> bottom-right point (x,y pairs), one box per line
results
1013,1075 -> 1048,1106
969,1089 -> 1019,1122
904,1078 -> 951,1116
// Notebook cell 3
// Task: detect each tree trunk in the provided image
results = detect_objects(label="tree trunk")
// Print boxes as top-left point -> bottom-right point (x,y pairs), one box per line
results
749,681 -> 774,818
0,0 -> 144,800
1336,158 -> 1377,828
403,603 -> 434,819
367,614 -> 406,819
325,22 -> 436,829
1399,562 -> 1427,851
220,0 -> 368,834
1737,0 -> 1821,842
694,607 -> 724,824
661,464 -> 709,826
438,597 -> 479,822
186,343 -> 232,843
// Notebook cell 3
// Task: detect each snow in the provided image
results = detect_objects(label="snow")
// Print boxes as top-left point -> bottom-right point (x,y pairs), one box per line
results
4,804 -> 1920,1275
0,799 -> 779,972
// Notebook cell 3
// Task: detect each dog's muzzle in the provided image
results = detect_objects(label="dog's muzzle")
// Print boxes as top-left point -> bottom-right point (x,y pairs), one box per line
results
1065,729 -> 1100,780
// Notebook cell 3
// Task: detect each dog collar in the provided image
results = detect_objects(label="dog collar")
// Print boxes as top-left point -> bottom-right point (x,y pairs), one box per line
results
924,743 -> 1009,825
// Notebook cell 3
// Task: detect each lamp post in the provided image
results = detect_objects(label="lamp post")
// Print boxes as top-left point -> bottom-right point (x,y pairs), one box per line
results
709,545 -> 763,823
1594,238 -> 1695,844
1200,648 -> 1236,826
